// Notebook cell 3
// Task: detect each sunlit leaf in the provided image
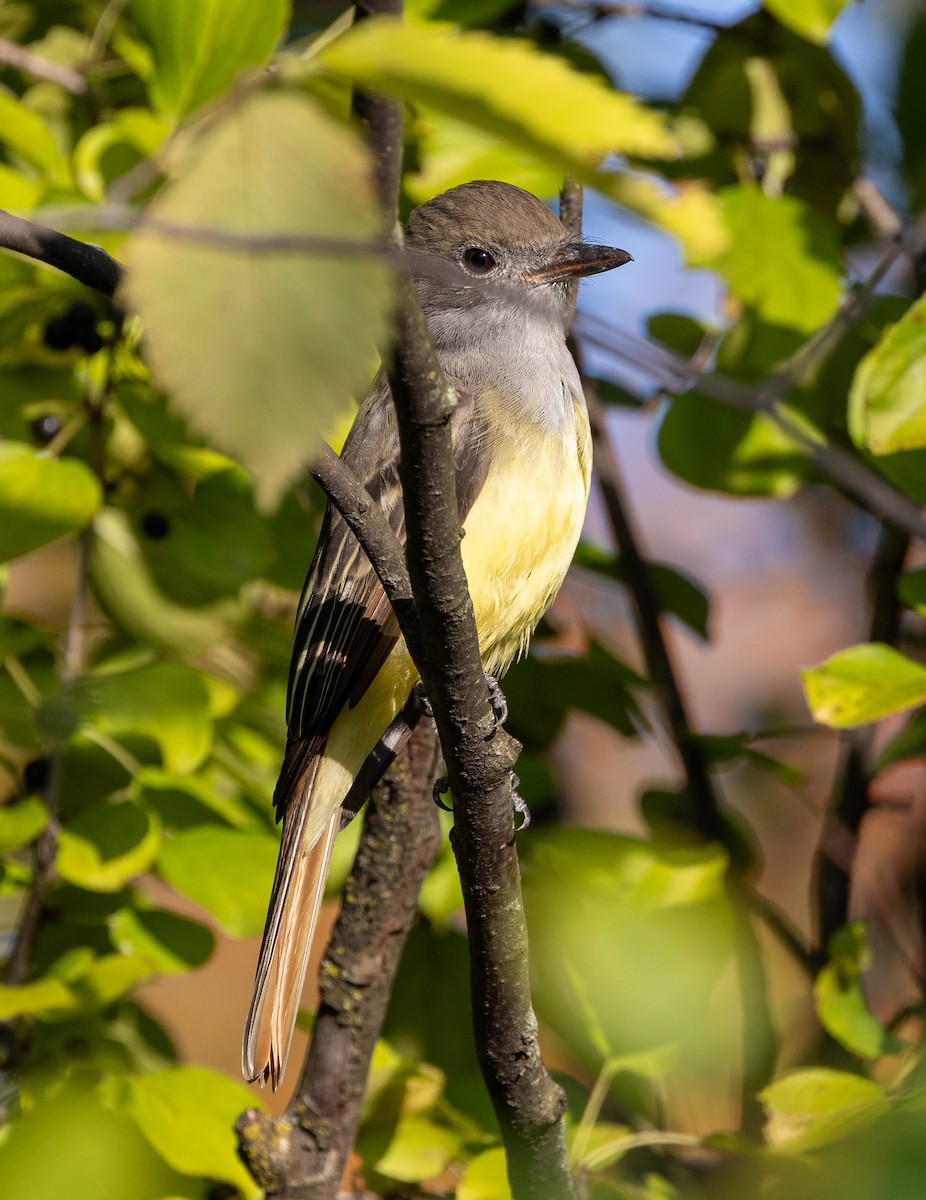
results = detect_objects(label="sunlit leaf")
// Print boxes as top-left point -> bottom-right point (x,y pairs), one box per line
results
0,975 -> 72,1019
716,188 -> 842,335
123,92 -> 391,508
0,86 -> 60,176
848,294 -> 926,456
762,0 -> 850,44
0,443 -> 101,562
803,644 -> 926,729
157,826 -> 278,936
91,663 -> 213,774
0,795 -> 47,852
130,0 -> 289,117
321,18 -> 679,183
658,392 -> 809,497
127,1066 -> 262,1198
761,1068 -> 888,1151
110,906 -> 214,974
365,1114 -> 464,1185
815,923 -> 905,1060
57,801 -> 162,892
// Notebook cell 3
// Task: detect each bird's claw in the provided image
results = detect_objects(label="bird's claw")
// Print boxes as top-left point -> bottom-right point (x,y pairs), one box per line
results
485,673 -> 508,729
511,773 -> 531,831
433,775 -> 452,812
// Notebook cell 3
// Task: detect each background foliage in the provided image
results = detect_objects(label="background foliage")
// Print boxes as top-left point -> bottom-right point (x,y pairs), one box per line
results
1,0 -> 926,1197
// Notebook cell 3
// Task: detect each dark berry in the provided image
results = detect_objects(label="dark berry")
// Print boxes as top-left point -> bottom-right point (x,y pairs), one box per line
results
66,302 -> 97,334
43,315 -> 74,350
23,758 -> 51,792
140,511 -> 171,539
31,414 -> 62,444
79,329 -> 105,355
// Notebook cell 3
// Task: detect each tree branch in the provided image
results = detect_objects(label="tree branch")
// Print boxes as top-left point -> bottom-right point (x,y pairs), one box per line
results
0,36 -> 87,94
0,209 -> 122,296
236,725 -> 443,1199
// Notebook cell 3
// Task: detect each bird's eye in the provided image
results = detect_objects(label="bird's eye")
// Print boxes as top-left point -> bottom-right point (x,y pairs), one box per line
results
462,247 -> 496,275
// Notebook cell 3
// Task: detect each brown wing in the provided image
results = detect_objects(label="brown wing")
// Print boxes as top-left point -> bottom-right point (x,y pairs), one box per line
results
274,375 -> 492,820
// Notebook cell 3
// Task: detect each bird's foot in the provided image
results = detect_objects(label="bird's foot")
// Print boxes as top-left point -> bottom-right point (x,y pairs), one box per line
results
433,775 -> 452,812
511,773 -> 531,831
484,673 -> 508,728
412,682 -> 434,719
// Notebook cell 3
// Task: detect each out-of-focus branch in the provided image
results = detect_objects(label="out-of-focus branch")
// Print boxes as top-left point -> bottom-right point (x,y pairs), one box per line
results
236,726 -> 443,1199
0,36 -> 87,94
0,210 -> 122,296
816,523 -> 911,954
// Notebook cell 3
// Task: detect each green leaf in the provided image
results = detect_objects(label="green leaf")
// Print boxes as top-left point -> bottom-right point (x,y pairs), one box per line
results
123,92 -> 391,508
899,566 -> 926,615
802,644 -> 926,729
0,975 -> 72,1019
57,801 -> 162,892
320,18 -> 679,180
69,952 -> 155,1010
715,188 -> 842,335
0,86 -> 61,176
848,294 -> 926,456
127,1066 -> 262,1198
110,906 -> 214,974
130,0 -> 289,117
368,1115 -> 464,1185
874,707 -> 926,773
505,642 -> 647,749
575,545 -> 711,641
815,923 -> 905,1060
157,826 -> 278,936
91,663 -> 213,774
760,1068 -> 888,1151
0,795 -> 47,852
762,0 -> 850,44
0,444 -> 101,562
458,1147 -> 512,1200
657,392 -> 809,497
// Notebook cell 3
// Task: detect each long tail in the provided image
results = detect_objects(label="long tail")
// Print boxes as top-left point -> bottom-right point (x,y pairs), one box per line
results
242,752 -> 339,1090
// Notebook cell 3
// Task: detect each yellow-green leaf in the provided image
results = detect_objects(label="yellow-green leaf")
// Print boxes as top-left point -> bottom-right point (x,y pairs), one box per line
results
57,801 -> 162,892
123,92 -> 391,508
130,0 -> 289,117
848,292 -> 926,456
0,796 -> 47,853
763,0 -> 850,44
760,1068 -> 887,1151
458,1147 -> 511,1200
0,86 -> 60,176
321,18 -> 679,179
803,643 -> 926,729
0,976 -> 72,1020
0,444 -> 101,562
128,1067 -> 262,1199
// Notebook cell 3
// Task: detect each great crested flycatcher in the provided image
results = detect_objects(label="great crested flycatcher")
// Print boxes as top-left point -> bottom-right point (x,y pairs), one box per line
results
243,180 -> 632,1089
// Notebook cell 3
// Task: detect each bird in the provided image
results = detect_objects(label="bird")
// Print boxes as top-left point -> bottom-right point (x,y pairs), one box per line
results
243,179 -> 632,1089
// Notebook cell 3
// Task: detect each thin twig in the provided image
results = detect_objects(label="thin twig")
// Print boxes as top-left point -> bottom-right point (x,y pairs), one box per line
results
0,36 -> 87,94
0,209 -> 122,296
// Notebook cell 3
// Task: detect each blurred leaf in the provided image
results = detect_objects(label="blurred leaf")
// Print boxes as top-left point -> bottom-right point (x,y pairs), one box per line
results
716,188 -> 842,335
365,1114 -> 464,1185
761,1068 -> 888,1151
609,175 -> 730,265
127,1066 -> 262,1198
57,801 -> 161,892
70,952 -> 155,1010
321,18 -> 679,181
899,567 -> 926,616
575,545 -> 710,641
73,108 -> 169,200
458,1146 -> 511,1200
0,1082 -> 190,1200
91,508 -> 238,652
417,851 -> 464,927
130,0 -> 289,117
505,642 -> 646,748
762,0 -> 850,44
875,707 -> 926,773
0,975 -> 72,1019
0,795 -> 47,852
123,91 -> 391,508
91,663 -> 212,774
658,392 -> 809,497
849,294 -> 926,456
803,644 -> 926,729
0,443 -> 101,562
0,85 -> 60,176
157,826 -> 278,936
110,906 -> 214,974
897,14 -> 926,212
815,923 -> 905,1060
